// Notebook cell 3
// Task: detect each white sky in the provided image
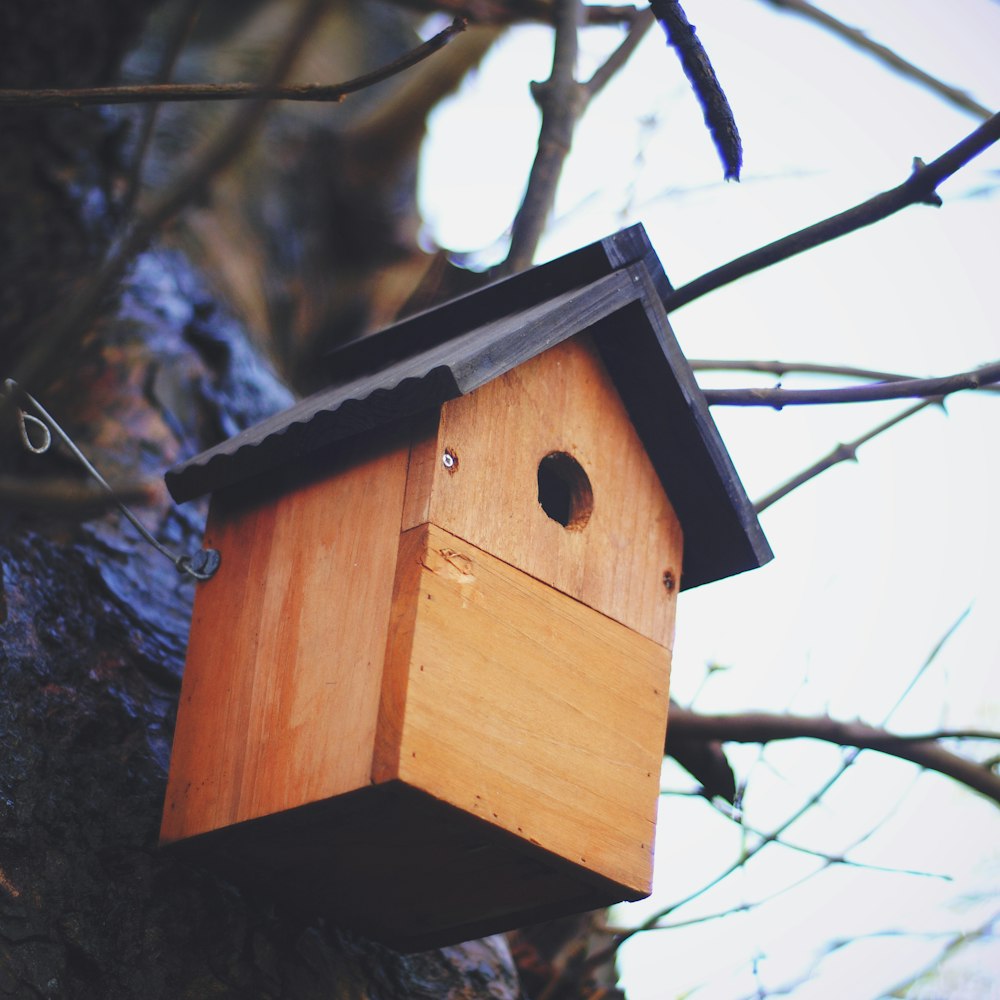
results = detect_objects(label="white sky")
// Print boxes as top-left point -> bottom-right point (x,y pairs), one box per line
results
418,2 -> 999,997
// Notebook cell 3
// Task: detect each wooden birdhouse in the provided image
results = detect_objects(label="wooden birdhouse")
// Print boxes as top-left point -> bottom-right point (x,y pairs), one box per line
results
160,224 -> 771,951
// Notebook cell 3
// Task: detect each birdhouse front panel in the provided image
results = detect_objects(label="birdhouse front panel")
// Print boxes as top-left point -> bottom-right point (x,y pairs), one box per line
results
401,334 -> 683,648
160,224 -> 772,952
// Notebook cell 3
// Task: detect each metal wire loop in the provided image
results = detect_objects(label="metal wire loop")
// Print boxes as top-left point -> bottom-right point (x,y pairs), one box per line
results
18,410 -> 52,454
4,378 -> 220,581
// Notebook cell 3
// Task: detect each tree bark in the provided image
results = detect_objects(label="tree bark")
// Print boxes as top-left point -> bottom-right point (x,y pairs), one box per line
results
0,2 -> 524,996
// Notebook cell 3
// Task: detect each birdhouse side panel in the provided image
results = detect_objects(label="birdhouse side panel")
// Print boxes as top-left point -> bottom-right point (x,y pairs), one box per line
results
402,336 -> 683,650
375,523 -> 672,895
161,436 -> 411,844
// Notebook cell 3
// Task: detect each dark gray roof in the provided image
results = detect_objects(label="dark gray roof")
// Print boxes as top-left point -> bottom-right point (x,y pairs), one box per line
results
166,225 -> 772,590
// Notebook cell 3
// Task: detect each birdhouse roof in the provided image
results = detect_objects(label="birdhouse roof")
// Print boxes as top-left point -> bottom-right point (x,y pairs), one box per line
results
166,224 -> 771,590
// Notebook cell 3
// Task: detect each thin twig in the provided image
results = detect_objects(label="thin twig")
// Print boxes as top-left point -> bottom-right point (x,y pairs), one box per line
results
7,7 -> 468,401
0,17 -> 467,109
389,1 -> 641,25
714,813 -> 951,880
754,399 -> 936,512
121,0 -> 205,217
704,359 -> 1000,407
584,7 -> 655,97
692,358 -> 916,381
501,1 -> 652,273
760,0 -> 993,121
649,0 -> 742,179
0,475 -> 153,515
883,606 -> 971,725
668,708 -> 1000,805
6,0 -> 329,402
663,112 -> 1000,313
693,358 -> 1000,395
585,748 -> 866,968
590,620 -> 979,966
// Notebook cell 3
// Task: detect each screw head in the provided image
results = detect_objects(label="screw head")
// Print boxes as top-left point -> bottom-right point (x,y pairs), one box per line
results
442,449 -> 458,471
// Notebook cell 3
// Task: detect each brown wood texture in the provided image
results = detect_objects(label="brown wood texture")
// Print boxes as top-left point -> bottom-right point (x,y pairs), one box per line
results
402,335 -> 684,648
160,436 -> 410,844
375,523 -> 673,895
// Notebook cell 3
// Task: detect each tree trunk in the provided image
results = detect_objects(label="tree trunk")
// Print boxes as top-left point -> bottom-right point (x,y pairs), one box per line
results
0,2 -> 525,996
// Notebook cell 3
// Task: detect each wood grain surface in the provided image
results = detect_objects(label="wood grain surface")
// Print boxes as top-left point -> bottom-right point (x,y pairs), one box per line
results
376,523 -> 673,894
403,335 -> 684,648
160,436 -> 410,844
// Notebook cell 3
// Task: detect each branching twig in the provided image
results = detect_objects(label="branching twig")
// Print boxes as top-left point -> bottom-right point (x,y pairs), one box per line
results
663,111 -> 1000,312
6,0 -> 328,403
585,749 -> 866,968
503,0 -> 585,274
713,811 -> 951,880
668,708 -> 1000,805
501,1 -> 653,273
5,7 -> 471,402
760,0 -> 993,121
584,7 -> 655,98
0,17 -> 467,109
649,0 -> 742,179
693,358 -> 914,381
705,360 -> 1000,407
755,400 -> 935,512
589,618 -> 979,966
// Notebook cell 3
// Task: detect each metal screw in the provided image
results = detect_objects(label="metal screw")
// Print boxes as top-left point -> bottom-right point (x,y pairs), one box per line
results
662,570 -> 676,593
442,449 -> 457,471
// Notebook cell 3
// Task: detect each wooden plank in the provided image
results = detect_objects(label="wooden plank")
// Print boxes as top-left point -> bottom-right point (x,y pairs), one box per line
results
403,335 -> 683,648
399,410 -> 440,530
376,524 -> 672,895
161,434 -> 410,844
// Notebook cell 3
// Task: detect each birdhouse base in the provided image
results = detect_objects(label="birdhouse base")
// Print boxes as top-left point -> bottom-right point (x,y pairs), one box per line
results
164,778 -> 643,952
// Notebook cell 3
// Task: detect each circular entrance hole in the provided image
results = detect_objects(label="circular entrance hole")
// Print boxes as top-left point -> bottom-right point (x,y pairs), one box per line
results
537,452 -> 593,530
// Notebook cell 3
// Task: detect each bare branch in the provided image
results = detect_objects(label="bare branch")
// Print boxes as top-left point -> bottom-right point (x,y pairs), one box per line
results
585,753 -> 866,966
7,0 -> 329,403
0,18 -> 467,109
598,623 -> 979,964
668,707 -> 1000,806
754,400 -> 936,512
0,475 -> 153,516
502,0 -> 586,274
692,358 -> 1000,396
388,1 -> 642,25
6,7 -> 474,403
121,0 -> 205,217
584,7 -> 655,98
500,2 -> 653,273
649,0 -> 742,179
760,0 -> 993,121
663,112 -> 1000,313
704,359 -> 1000,407
693,358 -> 912,380
715,811 -> 951,879
883,607 -> 972,725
